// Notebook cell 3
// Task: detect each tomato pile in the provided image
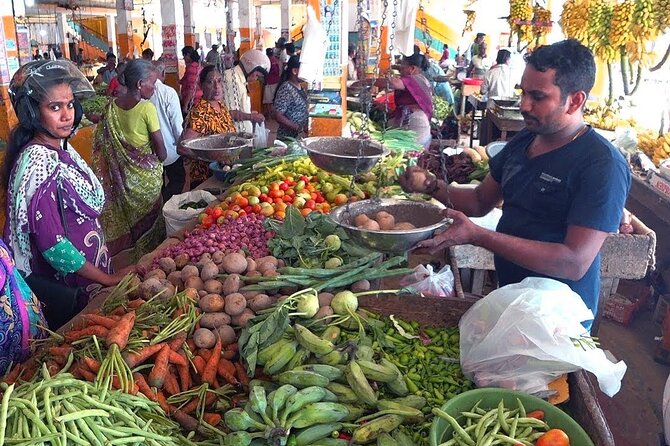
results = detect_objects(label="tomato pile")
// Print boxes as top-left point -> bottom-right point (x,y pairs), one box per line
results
198,175 -> 357,228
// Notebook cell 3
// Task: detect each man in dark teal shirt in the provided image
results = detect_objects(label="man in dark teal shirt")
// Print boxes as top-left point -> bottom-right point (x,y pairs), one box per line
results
401,39 -> 631,329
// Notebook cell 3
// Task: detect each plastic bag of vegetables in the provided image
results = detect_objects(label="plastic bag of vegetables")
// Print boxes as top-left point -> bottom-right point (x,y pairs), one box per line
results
163,190 -> 218,236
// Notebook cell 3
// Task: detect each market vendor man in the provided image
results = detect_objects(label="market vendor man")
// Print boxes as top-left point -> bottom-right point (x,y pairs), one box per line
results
401,39 -> 631,328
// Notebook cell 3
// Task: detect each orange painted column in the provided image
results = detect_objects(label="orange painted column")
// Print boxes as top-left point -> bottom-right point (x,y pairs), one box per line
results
238,0 -> 254,53
0,13 -> 20,142
115,0 -> 134,60
379,25 -> 391,74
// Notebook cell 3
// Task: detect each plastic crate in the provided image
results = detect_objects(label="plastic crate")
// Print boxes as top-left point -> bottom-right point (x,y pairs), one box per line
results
603,293 -> 638,325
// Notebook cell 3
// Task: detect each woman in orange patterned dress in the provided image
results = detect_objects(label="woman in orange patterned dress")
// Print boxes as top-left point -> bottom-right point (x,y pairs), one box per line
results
179,65 -> 236,191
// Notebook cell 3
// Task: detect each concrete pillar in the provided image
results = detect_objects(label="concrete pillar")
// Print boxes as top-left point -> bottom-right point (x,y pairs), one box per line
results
0,1 -> 19,141
183,0 -> 196,48
255,5 -> 262,48
160,0 -> 181,90
226,0 -> 239,53
280,0 -> 291,40
56,13 -> 70,60
238,0 -> 254,52
106,14 -> 117,55
115,0 -> 134,60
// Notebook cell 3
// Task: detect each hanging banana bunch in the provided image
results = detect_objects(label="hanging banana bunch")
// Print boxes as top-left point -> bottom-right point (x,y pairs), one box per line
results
631,0 -> 657,42
508,0 -> 534,43
653,0 -> 670,32
559,0 -> 590,45
588,0 -> 617,62
531,5 -> 552,44
608,0 -> 635,48
462,10 -> 476,35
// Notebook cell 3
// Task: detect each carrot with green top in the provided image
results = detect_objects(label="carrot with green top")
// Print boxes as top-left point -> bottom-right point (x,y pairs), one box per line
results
168,350 -> 188,367
64,325 -> 109,343
176,354 -> 191,391
123,343 -> 165,368
202,335 -> 222,386
148,344 -> 172,388
127,299 -> 145,309
164,368 -> 181,395
203,413 -> 222,426
78,368 -> 96,382
81,314 -> 118,329
217,358 -> 238,385
168,331 -> 188,351
3,365 -> 23,385
156,391 -> 171,414
234,361 -> 250,387
82,357 -> 101,373
47,345 -> 72,365
198,349 -> 212,361
192,356 -> 206,376
105,311 -> 136,350
134,372 -> 158,402
172,408 -> 207,435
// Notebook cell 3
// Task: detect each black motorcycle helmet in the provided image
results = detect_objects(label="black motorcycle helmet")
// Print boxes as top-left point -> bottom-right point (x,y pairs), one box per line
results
8,59 -> 95,138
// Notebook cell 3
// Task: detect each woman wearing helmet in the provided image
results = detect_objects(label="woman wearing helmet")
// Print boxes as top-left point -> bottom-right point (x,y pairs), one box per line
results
221,48 -> 267,133
3,60 -> 135,328
92,59 -> 167,267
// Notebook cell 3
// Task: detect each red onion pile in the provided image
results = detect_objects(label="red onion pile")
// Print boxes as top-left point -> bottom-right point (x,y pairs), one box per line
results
160,214 -> 274,261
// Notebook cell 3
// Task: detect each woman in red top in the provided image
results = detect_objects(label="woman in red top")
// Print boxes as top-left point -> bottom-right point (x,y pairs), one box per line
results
179,46 -> 203,115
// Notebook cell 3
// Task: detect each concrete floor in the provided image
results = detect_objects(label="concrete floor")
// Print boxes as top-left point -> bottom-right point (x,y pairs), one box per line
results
596,307 -> 669,445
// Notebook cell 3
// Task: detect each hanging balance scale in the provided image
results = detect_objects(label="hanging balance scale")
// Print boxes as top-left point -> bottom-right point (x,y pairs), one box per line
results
323,0 -> 450,253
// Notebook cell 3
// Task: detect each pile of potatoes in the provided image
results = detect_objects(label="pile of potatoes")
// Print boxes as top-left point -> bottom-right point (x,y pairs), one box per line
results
353,211 -> 417,231
139,251 -> 285,350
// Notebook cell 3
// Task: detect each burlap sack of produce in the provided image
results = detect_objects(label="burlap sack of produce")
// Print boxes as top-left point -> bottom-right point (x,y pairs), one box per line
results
163,190 -> 217,236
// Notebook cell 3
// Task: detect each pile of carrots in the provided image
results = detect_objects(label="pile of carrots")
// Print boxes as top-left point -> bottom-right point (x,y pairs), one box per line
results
3,289 -> 253,436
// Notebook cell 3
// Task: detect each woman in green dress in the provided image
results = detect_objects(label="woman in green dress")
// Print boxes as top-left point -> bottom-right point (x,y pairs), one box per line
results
93,59 -> 167,267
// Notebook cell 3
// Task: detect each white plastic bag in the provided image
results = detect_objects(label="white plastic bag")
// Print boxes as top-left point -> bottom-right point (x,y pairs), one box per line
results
298,6 -> 328,85
399,264 -> 455,298
163,190 -> 218,236
459,277 -> 627,397
253,122 -> 269,149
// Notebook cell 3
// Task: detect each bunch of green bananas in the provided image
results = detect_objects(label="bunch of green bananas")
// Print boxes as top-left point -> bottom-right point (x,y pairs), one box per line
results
654,0 -> 670,32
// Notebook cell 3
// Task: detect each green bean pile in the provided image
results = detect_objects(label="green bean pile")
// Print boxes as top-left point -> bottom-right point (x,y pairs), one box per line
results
0,365 -> 206,446
433,399 -> 550,446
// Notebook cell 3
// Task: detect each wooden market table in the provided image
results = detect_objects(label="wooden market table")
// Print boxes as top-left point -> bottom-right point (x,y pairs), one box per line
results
486,109 -> 525,141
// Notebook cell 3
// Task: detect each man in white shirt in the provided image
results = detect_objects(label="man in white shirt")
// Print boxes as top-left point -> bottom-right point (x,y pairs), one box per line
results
151,60 -> 185,199
481,49 -> 513,106
222,49 -> 268,133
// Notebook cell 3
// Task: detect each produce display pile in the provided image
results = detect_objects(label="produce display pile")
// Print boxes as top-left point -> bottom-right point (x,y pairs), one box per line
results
0,143 -> 586,445
417,146 -> 490,185
346,111 -> 425,152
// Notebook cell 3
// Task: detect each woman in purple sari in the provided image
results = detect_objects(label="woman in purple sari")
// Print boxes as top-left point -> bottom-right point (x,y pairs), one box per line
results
3,60 -> 134,328
375,53 -> 434,149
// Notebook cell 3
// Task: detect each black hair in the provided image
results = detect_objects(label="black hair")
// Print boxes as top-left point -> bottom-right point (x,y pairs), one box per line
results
413,44 -> 420,55
403,53 -> 428,71
199,64 -> 219,85
524,39 -> 596,101
182,45 -> 199,62
443,43 -> 449,49
106,53 -> 116,61
275,55 -> 300,101
118,59 -> 157,91
3,80 -> 71,189
496,49 -> 511,65
285,43 -> 296,55
141,48 -> 154,60
266,48 -> 274,57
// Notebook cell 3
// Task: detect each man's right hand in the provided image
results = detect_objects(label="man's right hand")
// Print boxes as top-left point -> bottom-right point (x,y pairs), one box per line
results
399,166 -> 437,194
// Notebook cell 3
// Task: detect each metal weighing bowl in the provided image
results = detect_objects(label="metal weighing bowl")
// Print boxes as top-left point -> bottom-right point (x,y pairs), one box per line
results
301,137 -> 390,176
329,198 -> 449,253
182,134 -> 250,164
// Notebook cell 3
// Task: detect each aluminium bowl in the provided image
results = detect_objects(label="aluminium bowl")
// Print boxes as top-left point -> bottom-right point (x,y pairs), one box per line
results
182,134 -> 250,164
329,198 -> 449,253
301,137 -> 390,176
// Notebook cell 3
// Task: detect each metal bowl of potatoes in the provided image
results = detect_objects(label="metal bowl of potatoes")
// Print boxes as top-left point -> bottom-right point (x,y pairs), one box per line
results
329,198 -> 449,253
